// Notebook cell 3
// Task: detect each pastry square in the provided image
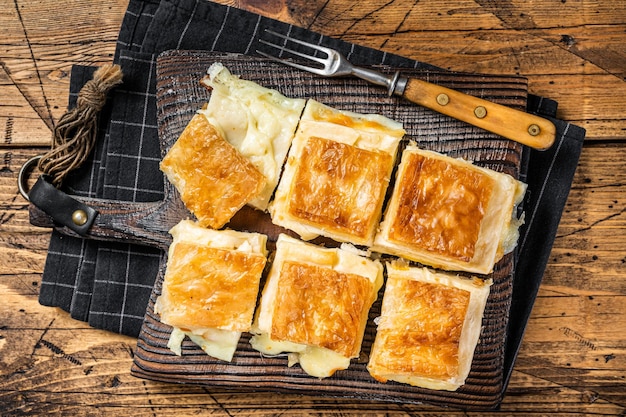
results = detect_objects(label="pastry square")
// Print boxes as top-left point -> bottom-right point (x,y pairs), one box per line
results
155,220 -> 267,362
160,113 -> 266,229
367,261 -> 492,391
200,63 -> 306,211
269,99 -> 405,246
250,234 -> 383,378
372,144 -> 526,274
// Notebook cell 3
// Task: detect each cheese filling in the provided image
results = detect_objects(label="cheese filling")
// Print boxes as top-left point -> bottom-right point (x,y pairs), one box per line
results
200,63 -> 306,211
373,145 -> 526,274
367,261 -> 492,390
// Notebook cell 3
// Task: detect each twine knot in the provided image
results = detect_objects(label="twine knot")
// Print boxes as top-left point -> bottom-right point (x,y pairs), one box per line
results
38,64 -> 123,187
77,82 -> 108,111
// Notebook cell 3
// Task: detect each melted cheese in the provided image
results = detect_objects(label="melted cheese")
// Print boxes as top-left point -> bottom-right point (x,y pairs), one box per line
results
155,220 -> 267,362
250,234 -> 383,378
199,63 -> 306,211
249,331 -> 351,378
167,327 -> 242,362
160,113 -> 266,229
269,100 -> 405,246
372,144 -> 526,274
367,261 -> 492,391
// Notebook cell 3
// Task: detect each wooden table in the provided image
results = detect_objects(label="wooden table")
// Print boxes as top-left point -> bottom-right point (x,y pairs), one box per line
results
1,0 -> 624,415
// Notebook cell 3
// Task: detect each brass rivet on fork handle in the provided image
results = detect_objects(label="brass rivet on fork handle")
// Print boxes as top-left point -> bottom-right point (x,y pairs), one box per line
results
528,124 -> 541,136
474,106 -> 487,119
436,93 -> 449,106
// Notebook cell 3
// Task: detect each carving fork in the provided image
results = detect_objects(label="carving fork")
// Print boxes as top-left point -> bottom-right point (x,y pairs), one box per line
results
257,29 -> 555,150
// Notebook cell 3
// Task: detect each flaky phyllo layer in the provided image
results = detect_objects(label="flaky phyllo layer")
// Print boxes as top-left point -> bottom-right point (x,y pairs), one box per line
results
367,261 -> 492,391
269,99 -> 405,247
160,114 -> 266,229
250,234 -> 383,378
200,63 -> 306,211
373,144 -> 526,274
155,220 -> 267,362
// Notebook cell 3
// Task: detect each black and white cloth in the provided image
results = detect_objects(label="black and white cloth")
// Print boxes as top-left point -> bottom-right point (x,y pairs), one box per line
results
38,0 -> 585,382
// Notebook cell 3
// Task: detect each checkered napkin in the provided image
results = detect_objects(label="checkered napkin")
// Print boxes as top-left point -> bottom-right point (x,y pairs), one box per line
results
38,0 -> 586,366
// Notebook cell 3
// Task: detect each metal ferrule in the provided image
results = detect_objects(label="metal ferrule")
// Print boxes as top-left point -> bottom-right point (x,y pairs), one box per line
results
389,73 -> 408,96
351,67 -> 407,97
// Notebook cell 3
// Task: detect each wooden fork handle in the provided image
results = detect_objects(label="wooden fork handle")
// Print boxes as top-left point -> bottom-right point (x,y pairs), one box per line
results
401,77 -> 556,150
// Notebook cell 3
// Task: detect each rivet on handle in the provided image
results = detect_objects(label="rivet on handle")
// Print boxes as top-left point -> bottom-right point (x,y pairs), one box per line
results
72,209 -> 89,226
474,106 -> 487,119
528,124 -> 541,136
436,93 -> 449,106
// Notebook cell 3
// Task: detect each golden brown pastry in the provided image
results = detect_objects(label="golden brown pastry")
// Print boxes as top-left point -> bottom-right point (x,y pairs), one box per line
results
200,63 -> 306,211
372,144 -> 526,274
155,220 -> 268,362
367,261 -> 492,391
250,234 -> 383,378
160,113 -> 266,229
269,99 -> 405,246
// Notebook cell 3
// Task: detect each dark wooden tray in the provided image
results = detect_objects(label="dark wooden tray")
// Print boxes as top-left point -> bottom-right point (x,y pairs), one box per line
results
129,50 -> 529,410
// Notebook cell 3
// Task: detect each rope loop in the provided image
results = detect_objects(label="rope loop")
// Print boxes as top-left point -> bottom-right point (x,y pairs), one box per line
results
38,64 -> 123,187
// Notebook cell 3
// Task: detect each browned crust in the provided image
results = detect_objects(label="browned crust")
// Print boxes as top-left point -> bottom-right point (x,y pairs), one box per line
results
160,242 -> 266,332
270,260 -> 374,358
369,277 -> 470,380
160,114 -> 266,229
388,152 -> 494,261
286,136 -> 392,239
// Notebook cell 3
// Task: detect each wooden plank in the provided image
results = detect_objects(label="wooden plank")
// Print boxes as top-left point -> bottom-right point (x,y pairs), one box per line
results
0,150 -> 51,245
530,74 -> 626,140
553,143 -> 626,281
1,0 -> 625,414
1,0 -> 624,147
0,0 -> 126,146
0,150 -> 51,289
510,142 -> 626,415
0,64 -> 54,147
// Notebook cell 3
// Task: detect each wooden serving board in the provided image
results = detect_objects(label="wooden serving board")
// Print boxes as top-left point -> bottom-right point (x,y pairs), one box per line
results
126,50 -> 527,410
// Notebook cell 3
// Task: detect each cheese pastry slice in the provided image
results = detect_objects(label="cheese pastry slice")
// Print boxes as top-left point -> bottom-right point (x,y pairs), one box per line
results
372,144 -> 526,274
269,99 -> 405,246
155,220 -> 268,362
250,234 -> 383,378
200,63 -> 306,211
160,113 -> 266,229
367,261 -> 492,391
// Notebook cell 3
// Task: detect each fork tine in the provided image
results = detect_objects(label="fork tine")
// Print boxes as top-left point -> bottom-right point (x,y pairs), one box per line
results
256,50 -> 328,76
256,28 -> 356,78
263,29 -> 335,56
258,38 -> 328,66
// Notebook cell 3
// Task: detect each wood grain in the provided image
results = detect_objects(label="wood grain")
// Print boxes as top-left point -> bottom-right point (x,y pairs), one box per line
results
0,0 -> 128,146
1,0 -> 625,415
400,77 -> 556,149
